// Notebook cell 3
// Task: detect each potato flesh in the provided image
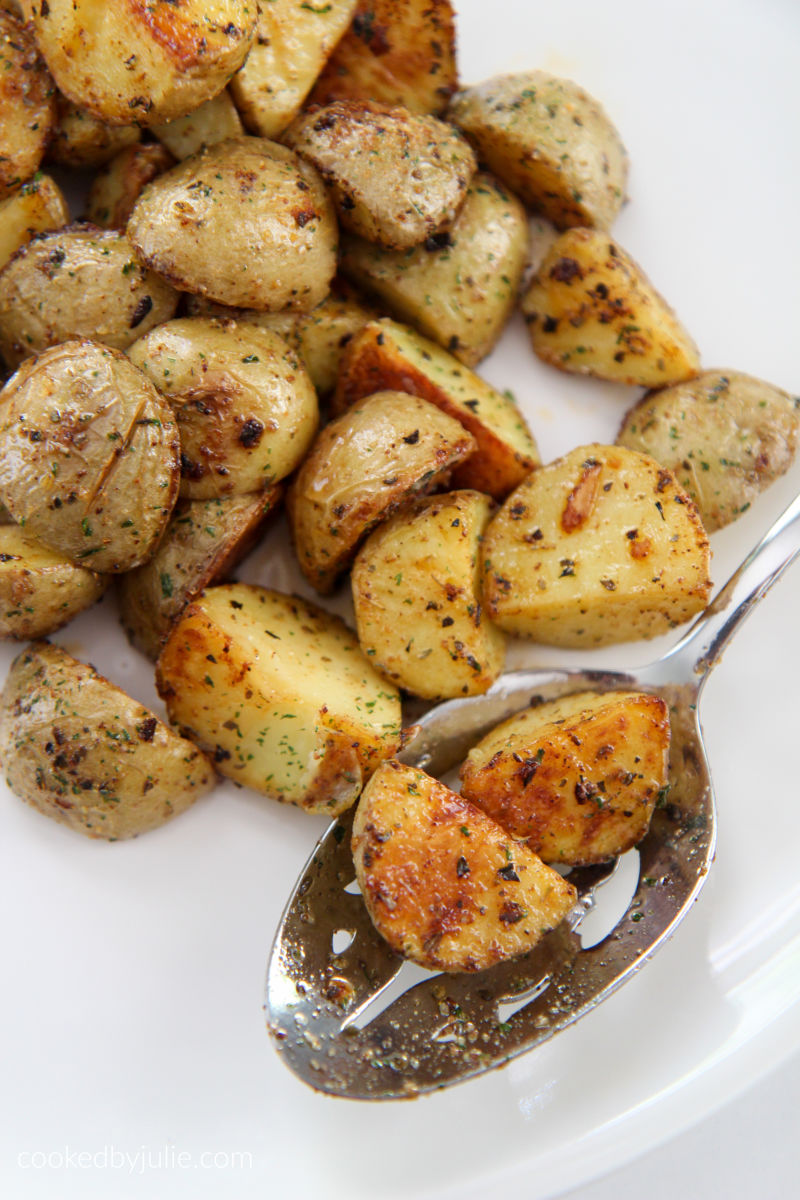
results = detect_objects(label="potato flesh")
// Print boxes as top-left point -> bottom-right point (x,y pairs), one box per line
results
156,584 -> 402,814
152,89 -> 243,160
0,525 -> 108,640
482,443 -> 712,645
352,490 -> 506,699
86,143 -> 175,230
460,690 -> 670,865
0,8 -> 56,199
0,175 -> 69,272
352,760 -> 577,973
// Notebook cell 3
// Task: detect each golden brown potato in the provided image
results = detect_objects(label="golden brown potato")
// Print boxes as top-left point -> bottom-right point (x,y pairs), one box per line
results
459,690 -> 670,866
448,71 -> 628,230
339,172 -> 528,366
85,143 -> 175,229
521,228 -> 700,387
156,583 -> 402,814
127,137 -> 338,311
47,97 -> 140,169
0,641 -> 215,839
229,0 -> 358,139
152,88 -> 243,159
288,391 -> 476,593
333,318 -> 540,499
0,340 -> 180,573
482,443 -> 712,646
352,490 -> 506,699
352,760 -> 577,973
128,318 -> 319,499
0,223 -> 179,369
118,488 -> 282,660
28,0 -> 257,126
617,370 -> 800,531
308,0 -> 458,117
0,525 -> 109,639
0,7 -> 56,199
0,174 -> 69,272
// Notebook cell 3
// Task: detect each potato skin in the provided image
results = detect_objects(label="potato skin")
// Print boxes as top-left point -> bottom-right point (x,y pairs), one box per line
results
459,690 -> 670,865
0,174 -> 69,272
0,641 -> 215,839
0,8 -> 56,199
86,143 -> 175,229
352,760 -> 577,973
0,223 -> 179,369
617,370 -> 800,532
0,340 -> 180,573
127,137 -> 338,311
0,525 -> 109,639
48,98 -> 140,169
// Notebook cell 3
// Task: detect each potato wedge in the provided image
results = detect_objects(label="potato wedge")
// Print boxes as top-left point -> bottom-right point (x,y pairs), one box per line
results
617,370 -> 800,531
0,7 -> 56,199
128,318 -> 318,499
28,0 -> 257,126
308,0 -> 458,117
0,641 -> 214,839
127,137 -> 337,312
459,690 -> 670,866
482,443 -> 712,645
0,525 -> 109,639
0,340 -> 180,573
352,490 -> 506,699
288,391 -> 475,593
152,88 -> 243,160
339,172 -> 528,366
448,71 -> 628,230
0,223 -> 179,369
48,98 -> 140,169
118,488 -> 282,660
85,143 -> 175,229
352,760 -> 577,973
521,228 -> 700,387
0,174 -> 69,272
229,0 -> 358,139
156,583 -> 402,814
333,318 -> 540,499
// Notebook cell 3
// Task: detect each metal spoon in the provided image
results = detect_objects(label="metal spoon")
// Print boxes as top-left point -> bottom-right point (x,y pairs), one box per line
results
266,491 -> 800,1100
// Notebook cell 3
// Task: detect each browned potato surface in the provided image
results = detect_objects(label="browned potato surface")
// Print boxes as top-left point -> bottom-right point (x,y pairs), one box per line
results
0,525 -> 109,639
0,174 -> 69,272
86,143 -> 175,229
48,98 -> 140,168
0,7 -> 56,199
352,760 -> 577,973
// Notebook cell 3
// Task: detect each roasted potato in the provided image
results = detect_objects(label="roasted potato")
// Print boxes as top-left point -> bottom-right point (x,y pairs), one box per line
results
352,760 -> 577,973
118,488 -> 282,661
127,137 -> 338,311
448,71 -> 628,230
0,641 -> 215,839
339,172 -> 528,366
0,6 -> 56,199
0,340 -> 180,573
459,690 -> 670,865
0,173 -> 69,272
85,143 -> 175,230
351,490 -> 506,699
288,391 -> 476,593
229,0 -> 358,139
0,223 -> 179,369
47,98 -> 140,169
521,228 -> 700,387
0,525 -> 109,639
152,88 -> 243,160
308,0 -> 458,117
128,318 -> 318,499
617,370 -> 800,531
482,443 -> 712,646
156,583 -> 402,814
333,318 -> 540,499
28,0 -> 257,126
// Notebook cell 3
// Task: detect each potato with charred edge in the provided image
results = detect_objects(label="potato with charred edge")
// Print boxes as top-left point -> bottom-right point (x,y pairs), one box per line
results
152,89 -> 243,160
333,318 -> 540,499
352,490 -> 506,699
459,690 -> 670,866
86,143 -> 175,230
0,526 -> 109,640
288,391 -> 475,594
156,583 -> 402,815
521,229 -> 700,387
0,7 -> 56,200
617,370 -> 800,532
0,175 -> 69,272
0,641 -> 215,839
48,98 -> 140,169
352,760 -> 577,973
118,488 -> 282,661
482,443 -> 711,646
128,318 -> 318,499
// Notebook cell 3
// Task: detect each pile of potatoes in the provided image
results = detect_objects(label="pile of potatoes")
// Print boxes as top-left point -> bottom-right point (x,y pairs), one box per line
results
0,1 -> 797,969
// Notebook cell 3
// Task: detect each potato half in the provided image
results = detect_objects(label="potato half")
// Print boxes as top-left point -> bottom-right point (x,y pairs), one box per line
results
459,690 -> 670,865
352,760 -> 577,973
0,641 -> 215,839
0,174 -> 69,273
0,7 -> 56,199
0,525 -> 109,639
156,583 -> 402,814
86,143 -> 175,230
482,443 -> 712,645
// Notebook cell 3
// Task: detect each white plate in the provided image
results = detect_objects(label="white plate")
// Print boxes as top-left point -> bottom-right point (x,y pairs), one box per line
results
2,1 -> 799,1197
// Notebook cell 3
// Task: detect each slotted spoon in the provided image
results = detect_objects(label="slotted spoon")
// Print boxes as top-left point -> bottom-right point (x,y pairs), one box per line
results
266,490 -> 800,1099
